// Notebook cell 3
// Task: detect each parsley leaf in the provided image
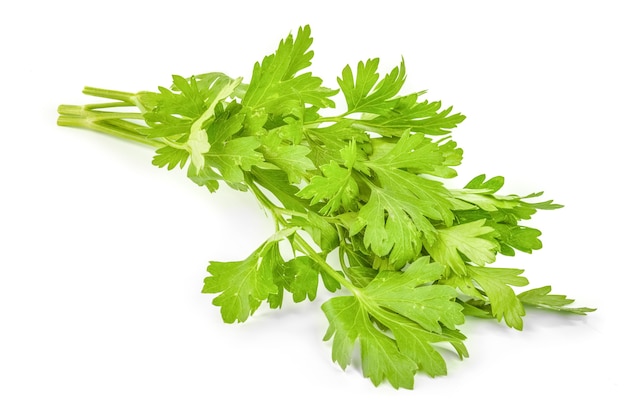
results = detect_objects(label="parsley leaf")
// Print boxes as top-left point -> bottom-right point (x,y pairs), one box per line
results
467,266 -> 529,330
297,160 -> 359,214
323,258 -> 467,388
518,286 -> 596,315
203,242 -> 279,324
337,58 -> 406,114
425,219 -> 498,275
243,25 -> 336,115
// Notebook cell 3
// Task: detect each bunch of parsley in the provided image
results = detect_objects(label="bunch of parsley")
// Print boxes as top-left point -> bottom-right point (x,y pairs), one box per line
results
57,26 -> 593,389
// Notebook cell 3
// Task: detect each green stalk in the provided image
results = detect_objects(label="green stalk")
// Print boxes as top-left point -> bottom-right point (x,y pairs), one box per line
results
57,87 -> 162,148
57,104 -> 145,121
82,86 -> 137,103
246,176 -> 358,294
292,232 -> 359,295
57,112 -> 162,148
84,101 -> 135,110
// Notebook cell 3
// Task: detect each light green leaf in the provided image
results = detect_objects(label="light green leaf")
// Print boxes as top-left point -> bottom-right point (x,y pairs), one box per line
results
243,25 -> 336,114
350,187 -> 429,268
186,76 -> 243,170
368,130 -> 448,175
285,256 -> 320,303
375,310 -> 464,377
425,219 -> 498,275
297,161 -> 359,214
260,126 -> 315,183
467,266 -> 528,330
322,270 -> 466,388
364,265 -> 464,333
518,286 -> 596,315
322,296 -> 418,389
203,245 -> 279,324
373,167 -> 455,226
337,58 -> 406,114
152,145 -> 189,170
290,211 -> 340,253
206,136 -> 265,187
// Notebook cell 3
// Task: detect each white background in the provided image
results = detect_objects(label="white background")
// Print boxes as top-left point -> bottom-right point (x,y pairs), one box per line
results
1,0 -> 624,410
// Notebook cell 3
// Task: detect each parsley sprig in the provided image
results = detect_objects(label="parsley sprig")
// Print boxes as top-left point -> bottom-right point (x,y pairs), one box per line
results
57,25 -> 594,389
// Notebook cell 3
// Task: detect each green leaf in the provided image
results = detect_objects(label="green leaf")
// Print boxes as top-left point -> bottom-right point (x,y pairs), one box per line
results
191,72 -> 248,100
305,120 -> 371,167
297,161 -> 359,214
451,190 -> 521,212
337,58 -> 406,114
290,211 -> 340,253
285,256 -> 320,303
158,76 -> 205,118
361,182 -> 451,252
260,125 -> 315,183
496,226 -> 544,254
141,106 -> 192,139
350,186 -> 431,268
358,94 -> 466,137
186,76 -> 243,170
518,286 -> 596,315
425,219 -> 498,275
322,263 -> 466,388
203,244 -> 279,323
440,274 -> 483,300
467,266 -> 529,330
152,145 -> 189,170
402,257 -> 448,284
368,131 -> 453,176
465,174 -> 505,192
364,261 -> 464,333
368,133 -> 463,179
206,136 -> 265,187
147,74 -> 242,172
461,301 -> 493,319
186,162 -> 222,192
243,25 -> 336,114
265,242 -> 289,309
364,131 -> 457,227
251,167 -> 309,213
205,105 -> 245,146
377,312 -> 467,378
322,296 -> 418,389
322,256 -> 466,387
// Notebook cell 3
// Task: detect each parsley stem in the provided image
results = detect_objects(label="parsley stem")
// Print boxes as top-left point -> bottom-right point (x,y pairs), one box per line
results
246,175 -> 358,294
84,101 -> 135,110
292,233 -> 359,294
269,206 -> 342,225
104,118 -> 146,134
303,115 -> 350,128
57,114 -> 162,148
270,207 -> 309,219
82,86 -> 137,103
57,105 -> 145,120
